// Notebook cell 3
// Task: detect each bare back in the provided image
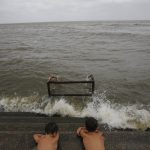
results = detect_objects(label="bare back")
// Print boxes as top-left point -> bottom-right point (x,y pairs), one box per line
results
34,133 -> 59,150
77,128 -> 105,150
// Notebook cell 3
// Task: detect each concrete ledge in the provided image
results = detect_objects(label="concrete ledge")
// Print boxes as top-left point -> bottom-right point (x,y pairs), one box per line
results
0,112 -> 149,150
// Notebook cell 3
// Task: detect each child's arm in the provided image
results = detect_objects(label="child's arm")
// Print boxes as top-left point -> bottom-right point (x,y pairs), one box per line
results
77,127 -> 87,137
54,132 -> 59,140
33,134 -> 43,143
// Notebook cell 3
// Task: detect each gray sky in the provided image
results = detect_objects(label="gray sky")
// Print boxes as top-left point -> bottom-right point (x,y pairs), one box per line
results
0,0 -> 150,23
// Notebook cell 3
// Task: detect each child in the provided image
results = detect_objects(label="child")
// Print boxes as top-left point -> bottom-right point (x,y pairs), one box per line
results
33,122 -> 59,150
77,117 -> 105,150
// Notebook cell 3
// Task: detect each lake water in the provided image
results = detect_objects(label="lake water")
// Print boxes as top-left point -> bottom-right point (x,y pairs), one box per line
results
0,21 -> 150,129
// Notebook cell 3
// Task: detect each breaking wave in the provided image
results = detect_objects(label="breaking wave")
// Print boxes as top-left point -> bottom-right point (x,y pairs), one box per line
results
0,92 -> 150,130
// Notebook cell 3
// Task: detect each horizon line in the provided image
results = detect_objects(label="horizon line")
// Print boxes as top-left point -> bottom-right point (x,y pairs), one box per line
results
0,19 -> 150,25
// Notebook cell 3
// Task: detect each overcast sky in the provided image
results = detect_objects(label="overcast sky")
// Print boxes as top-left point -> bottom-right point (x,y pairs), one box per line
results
0,0 -> 150,23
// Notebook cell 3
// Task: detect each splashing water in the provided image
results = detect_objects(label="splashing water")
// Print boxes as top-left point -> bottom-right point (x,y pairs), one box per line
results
0,92 -> 150,130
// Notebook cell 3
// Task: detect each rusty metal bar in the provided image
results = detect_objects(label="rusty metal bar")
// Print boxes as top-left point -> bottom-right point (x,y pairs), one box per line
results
92,81 -> 95,93
47,82 -> 51,96
48,81 -> 94,84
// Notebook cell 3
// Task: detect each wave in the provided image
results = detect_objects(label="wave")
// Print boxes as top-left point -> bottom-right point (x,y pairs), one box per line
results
0,92 -> 150,130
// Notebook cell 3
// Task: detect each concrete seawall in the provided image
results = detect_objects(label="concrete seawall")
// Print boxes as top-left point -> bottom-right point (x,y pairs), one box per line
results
0,112 -> 149,150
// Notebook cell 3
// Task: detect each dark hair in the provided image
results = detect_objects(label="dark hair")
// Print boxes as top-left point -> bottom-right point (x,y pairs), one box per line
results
45,122 -> 58,134
85,117 -> 98,132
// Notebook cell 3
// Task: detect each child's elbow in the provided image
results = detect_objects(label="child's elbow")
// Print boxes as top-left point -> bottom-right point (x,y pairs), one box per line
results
76,131 -> 80,136
33,134 -> 39,143
33,134 -> 36,139
76,128 -> 80,135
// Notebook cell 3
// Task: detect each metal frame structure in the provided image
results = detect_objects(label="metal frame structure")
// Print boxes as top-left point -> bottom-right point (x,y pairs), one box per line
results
47,80 -> 95,97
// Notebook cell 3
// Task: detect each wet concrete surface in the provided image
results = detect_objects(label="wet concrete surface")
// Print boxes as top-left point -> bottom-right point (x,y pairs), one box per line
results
0,112 -> 149,150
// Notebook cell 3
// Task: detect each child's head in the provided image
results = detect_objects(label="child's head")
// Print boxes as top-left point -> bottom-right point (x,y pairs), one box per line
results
85,117 -> 98,132
45,122 -> 58,135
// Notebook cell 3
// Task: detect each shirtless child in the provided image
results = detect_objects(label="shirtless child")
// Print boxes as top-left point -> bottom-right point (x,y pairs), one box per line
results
77,117 -> 105,150
33,122 -> 59,150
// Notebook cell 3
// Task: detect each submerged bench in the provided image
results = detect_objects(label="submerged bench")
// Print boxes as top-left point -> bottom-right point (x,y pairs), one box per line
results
47,75 -> 95,97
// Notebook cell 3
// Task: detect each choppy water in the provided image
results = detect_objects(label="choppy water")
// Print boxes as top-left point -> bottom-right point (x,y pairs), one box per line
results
0,21 -> 150,129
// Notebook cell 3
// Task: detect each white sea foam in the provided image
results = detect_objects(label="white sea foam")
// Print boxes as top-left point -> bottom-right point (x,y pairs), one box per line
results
44,99 -> 80,117
0,93 -> 150,130
81,95 -> 150,129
